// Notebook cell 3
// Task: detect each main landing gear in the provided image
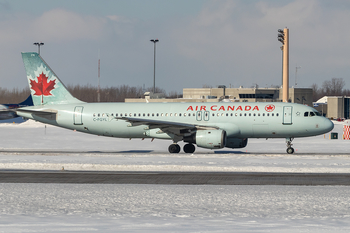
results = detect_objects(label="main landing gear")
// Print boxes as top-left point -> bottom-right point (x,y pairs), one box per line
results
168,143 -> 196,154
286,137 -> 294,154
168,144 -> 180,153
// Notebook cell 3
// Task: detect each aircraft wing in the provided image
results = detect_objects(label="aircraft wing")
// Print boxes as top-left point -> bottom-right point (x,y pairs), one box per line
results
0,108 -> 17,120
117,117 -> 218,136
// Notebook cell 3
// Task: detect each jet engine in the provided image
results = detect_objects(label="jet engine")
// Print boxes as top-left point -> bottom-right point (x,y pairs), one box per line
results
183,129 -> 226,149
225,137 -> 248,148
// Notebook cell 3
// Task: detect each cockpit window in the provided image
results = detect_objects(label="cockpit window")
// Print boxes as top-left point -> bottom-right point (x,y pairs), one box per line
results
304,111 -> 321,117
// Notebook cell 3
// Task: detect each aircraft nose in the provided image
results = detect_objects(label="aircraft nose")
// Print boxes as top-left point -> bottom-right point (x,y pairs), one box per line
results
322,118 -> 334,133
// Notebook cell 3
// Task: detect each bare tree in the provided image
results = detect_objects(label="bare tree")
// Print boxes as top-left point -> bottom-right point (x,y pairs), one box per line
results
311,77 -> 347,102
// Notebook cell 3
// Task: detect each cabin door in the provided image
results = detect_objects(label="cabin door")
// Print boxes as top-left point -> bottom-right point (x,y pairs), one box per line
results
283,106 -> 292,125
196,111 -> 202,121
196,111 -> 210,121
74,106 -> 84,125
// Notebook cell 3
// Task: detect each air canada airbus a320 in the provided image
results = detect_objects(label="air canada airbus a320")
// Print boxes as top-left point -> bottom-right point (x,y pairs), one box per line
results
16,52 -> 334,154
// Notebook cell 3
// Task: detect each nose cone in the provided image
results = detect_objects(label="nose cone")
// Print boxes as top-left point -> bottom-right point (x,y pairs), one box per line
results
322,118 -> 334,133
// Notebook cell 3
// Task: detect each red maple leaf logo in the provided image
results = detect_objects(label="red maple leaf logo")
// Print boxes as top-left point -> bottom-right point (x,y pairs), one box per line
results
265,104 -> 275,112
30,72 -> 56,96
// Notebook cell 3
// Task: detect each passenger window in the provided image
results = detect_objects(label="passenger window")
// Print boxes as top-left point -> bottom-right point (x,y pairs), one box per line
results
93,113 -> 96,117
272,113 -> 274,116
244,113 -> 247,116
276,113 -> 279,116
184,113 -> 186,117
304,112 -> 308,117
147,113 -> 150,117
249,113 -> 251,116
262,113 -> 265,116
240,113 -> 242,116
267,113 -> 269,116
235,113 -> 238,117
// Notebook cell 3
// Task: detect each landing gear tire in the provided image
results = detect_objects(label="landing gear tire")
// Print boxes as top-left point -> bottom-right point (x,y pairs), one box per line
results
168,144 -> 181,153
286,137 -> 294,154
286,147 -> 294,154
183,143 -> 195,153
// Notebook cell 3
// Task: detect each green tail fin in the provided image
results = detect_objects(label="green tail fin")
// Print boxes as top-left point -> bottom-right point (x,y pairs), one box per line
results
22,52 -> 84,106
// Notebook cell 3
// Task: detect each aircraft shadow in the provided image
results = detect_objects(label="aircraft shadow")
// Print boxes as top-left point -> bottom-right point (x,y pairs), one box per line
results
214,151 -> 249,154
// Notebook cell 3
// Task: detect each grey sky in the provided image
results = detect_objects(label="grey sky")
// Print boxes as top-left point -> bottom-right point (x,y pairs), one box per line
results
0,0 -> 349,94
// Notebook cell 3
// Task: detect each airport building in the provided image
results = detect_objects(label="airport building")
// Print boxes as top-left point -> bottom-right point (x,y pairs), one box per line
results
314,96 -> 350,120
126,86 -> 313,107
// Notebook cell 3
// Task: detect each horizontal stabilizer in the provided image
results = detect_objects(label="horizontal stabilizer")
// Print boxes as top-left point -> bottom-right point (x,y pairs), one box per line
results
16,108 -> 57,120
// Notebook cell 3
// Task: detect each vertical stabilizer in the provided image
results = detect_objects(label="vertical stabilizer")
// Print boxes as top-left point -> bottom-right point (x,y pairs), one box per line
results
22,52 -> 84,106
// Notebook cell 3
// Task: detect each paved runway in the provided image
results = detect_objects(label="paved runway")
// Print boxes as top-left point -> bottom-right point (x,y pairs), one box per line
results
1,171 -> 350,185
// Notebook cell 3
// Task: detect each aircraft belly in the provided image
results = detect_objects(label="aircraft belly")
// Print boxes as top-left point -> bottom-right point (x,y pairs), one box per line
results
252,124 -> 269,137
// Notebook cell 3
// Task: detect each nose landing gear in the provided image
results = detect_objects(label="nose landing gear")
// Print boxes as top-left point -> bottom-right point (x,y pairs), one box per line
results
286,137 -> 294,154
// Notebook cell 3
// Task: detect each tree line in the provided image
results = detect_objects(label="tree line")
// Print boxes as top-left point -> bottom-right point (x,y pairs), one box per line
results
312,78 -> 350,102
0,85 -> 182,104
1,78 -> 348,104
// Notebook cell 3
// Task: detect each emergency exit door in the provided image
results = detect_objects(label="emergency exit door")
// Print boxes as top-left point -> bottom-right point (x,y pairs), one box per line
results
74,106 -> 84,125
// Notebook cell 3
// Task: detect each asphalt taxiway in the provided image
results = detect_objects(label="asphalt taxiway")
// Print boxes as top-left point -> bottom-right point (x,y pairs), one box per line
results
1,171 -> 350,185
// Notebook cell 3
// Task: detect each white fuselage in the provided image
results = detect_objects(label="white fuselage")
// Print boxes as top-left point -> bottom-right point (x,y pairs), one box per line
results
17,102 -> 333,141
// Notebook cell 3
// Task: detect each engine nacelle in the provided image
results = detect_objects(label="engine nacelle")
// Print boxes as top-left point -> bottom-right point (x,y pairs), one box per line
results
225,137 -> 248,149
184,129 -> 226,149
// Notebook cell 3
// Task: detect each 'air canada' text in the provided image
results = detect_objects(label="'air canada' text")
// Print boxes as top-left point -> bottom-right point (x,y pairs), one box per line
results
186,105 -> 260,111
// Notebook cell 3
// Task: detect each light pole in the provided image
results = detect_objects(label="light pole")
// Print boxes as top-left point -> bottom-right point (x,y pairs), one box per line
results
277,28 -> 289,102
150,39 -> 159,93
33,42 -> 44,55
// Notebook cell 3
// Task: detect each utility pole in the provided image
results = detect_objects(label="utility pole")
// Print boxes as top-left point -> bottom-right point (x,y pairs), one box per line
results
295,65 -> 301,86
33,42 -> 44,55
278,28 -> 289,102
97,50 -> 101,102
150,39 -> 159,93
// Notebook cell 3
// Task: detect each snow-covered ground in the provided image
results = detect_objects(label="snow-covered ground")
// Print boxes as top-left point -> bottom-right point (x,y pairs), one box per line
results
0,119 -> 349,173
0,120 -> 350,232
